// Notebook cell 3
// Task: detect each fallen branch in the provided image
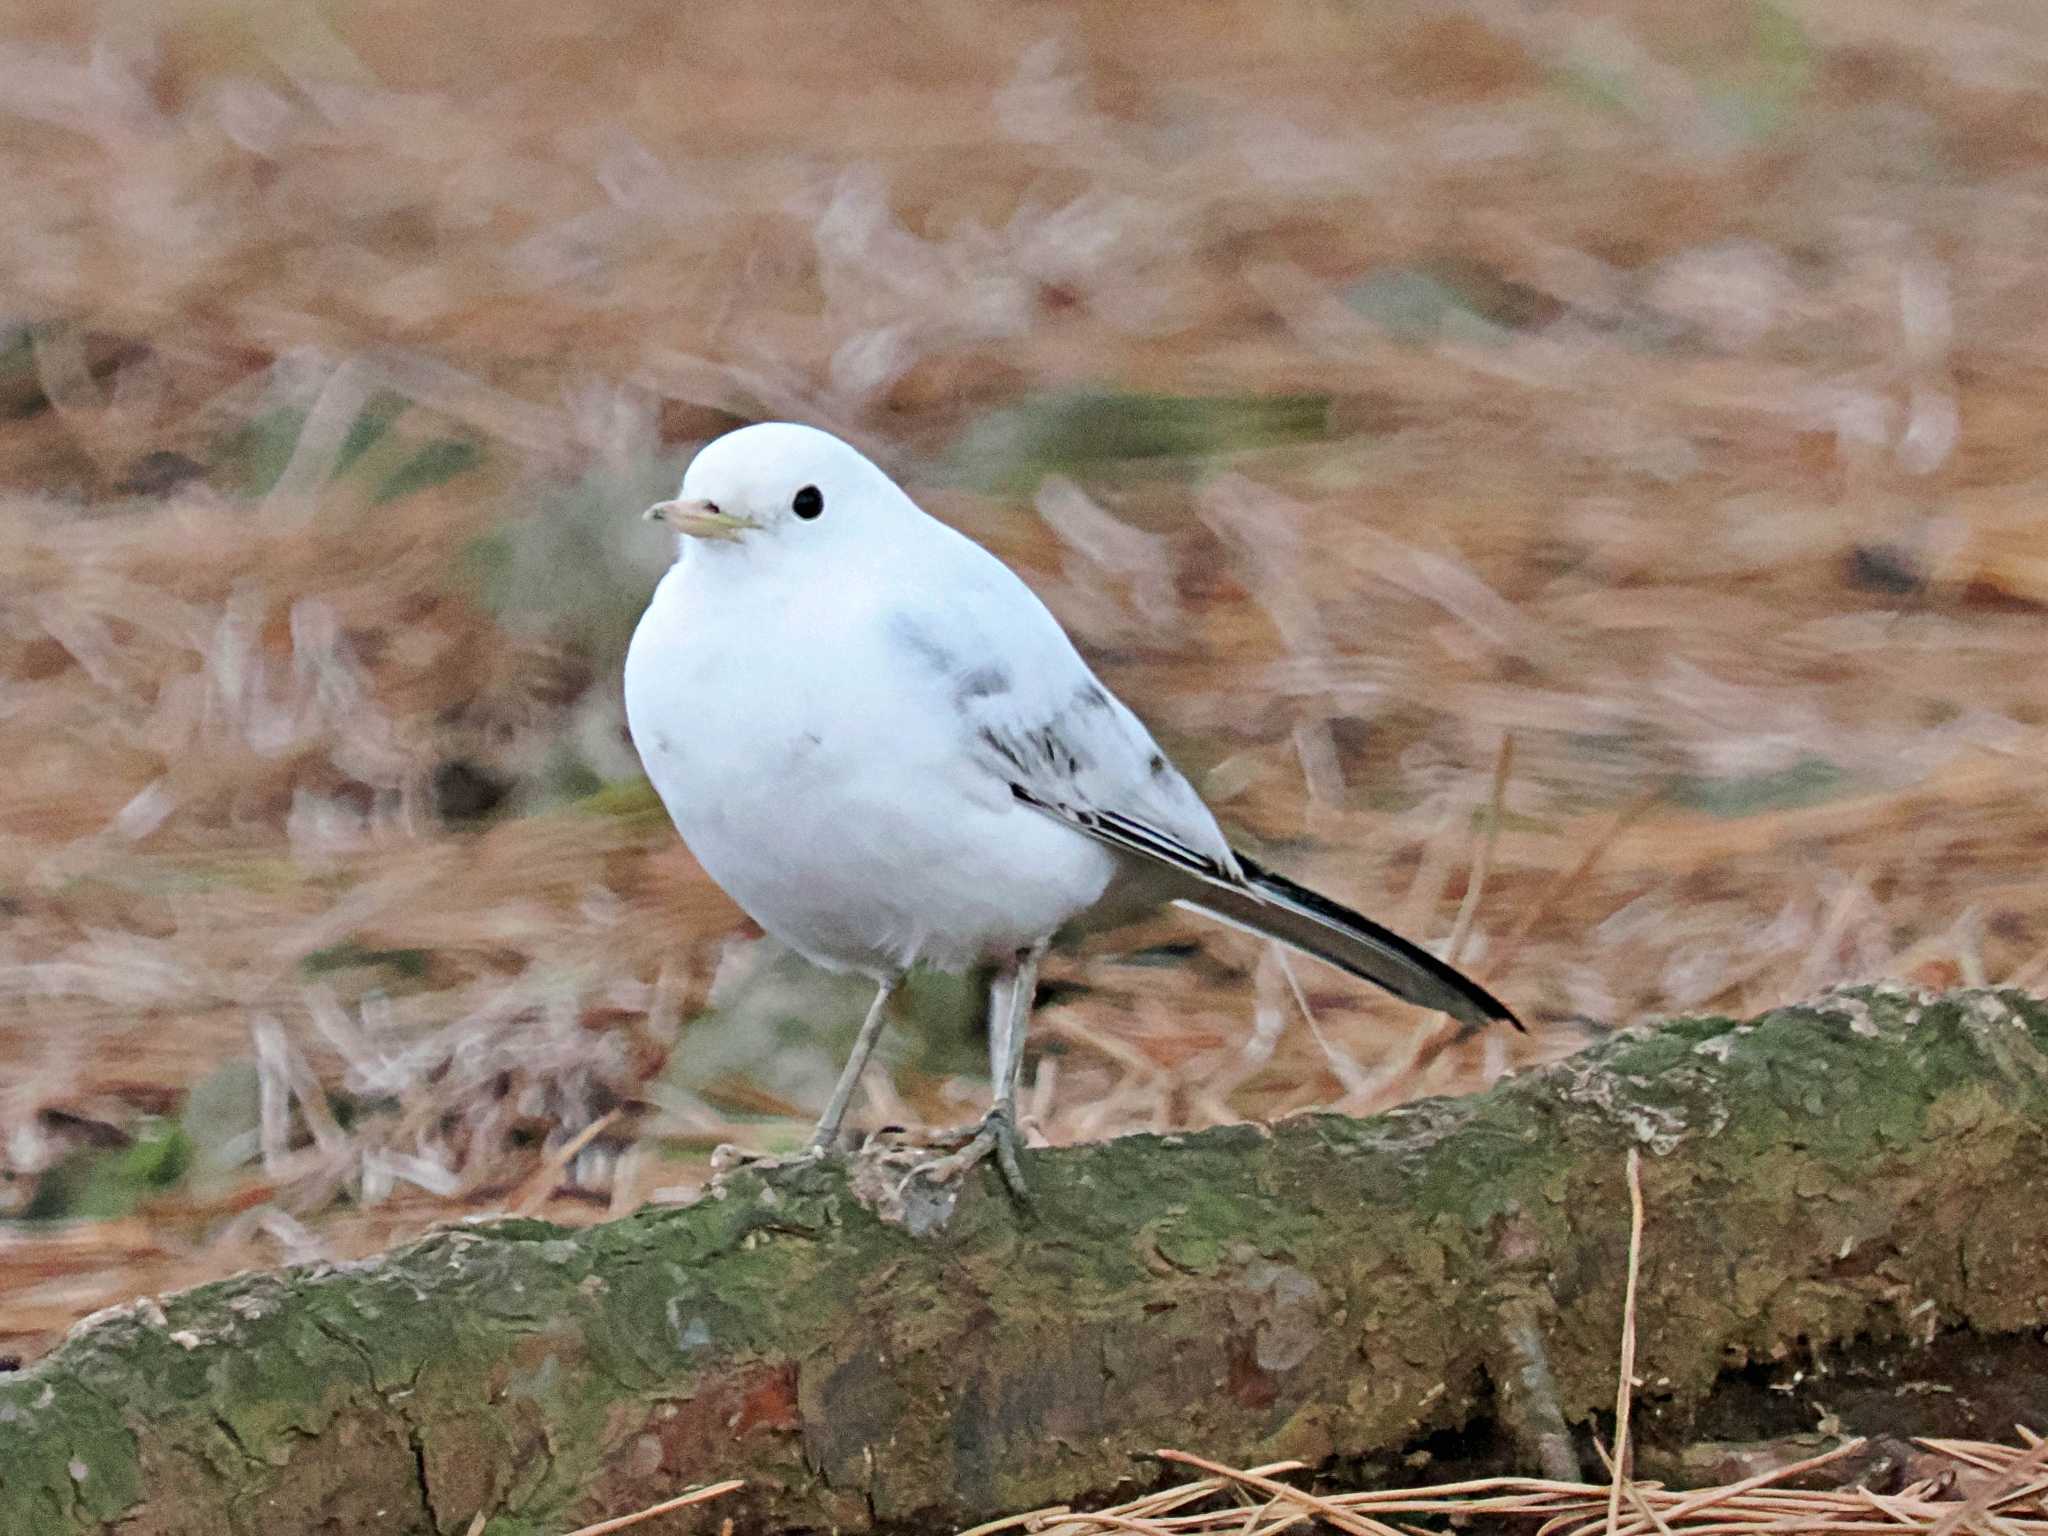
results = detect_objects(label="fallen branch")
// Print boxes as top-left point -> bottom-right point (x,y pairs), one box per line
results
3,985 -> 2045,1535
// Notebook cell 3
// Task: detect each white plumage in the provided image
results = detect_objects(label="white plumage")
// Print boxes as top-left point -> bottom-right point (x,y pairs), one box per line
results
625,422 -> 1515,1192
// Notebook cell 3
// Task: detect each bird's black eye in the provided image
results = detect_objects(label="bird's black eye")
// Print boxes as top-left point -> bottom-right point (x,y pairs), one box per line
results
792,485 -> 824,520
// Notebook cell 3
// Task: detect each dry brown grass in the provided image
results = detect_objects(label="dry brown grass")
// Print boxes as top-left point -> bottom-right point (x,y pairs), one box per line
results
567,1438 -> 2048,1536
2,0 -> 2046,1362
979,1434 -> 2048,1536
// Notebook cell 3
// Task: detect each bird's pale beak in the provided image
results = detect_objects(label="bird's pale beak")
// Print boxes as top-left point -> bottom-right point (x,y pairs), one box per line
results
643,498 -> 756,542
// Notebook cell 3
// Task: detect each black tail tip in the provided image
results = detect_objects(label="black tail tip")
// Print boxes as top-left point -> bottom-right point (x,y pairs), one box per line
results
1457,989 -> 1523,1036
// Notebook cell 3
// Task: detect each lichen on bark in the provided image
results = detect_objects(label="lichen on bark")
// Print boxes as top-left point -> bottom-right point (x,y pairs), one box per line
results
3,985 -> 2045,1536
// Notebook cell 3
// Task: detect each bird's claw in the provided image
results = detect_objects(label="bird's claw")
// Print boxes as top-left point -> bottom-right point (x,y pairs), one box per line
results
903,1105 -> 1031,1203
709,1139 -> 833,1181
889,1118 -> 981,1153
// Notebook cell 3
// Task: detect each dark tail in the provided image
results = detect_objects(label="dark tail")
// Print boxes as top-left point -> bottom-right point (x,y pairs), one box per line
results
1176,853 -> 1521,1032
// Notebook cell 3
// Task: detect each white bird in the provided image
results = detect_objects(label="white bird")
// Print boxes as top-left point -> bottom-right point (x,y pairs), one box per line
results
624,422 -> 1517,1193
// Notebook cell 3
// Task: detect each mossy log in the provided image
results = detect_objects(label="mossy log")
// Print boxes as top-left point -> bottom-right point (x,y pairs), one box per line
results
5,986 -> 2047,1536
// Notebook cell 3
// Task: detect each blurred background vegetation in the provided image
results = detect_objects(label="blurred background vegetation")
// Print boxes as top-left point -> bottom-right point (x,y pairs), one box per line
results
2,0 -> 2045,1361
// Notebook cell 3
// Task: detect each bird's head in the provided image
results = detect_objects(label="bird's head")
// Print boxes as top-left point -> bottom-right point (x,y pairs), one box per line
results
644,422 -> 910,565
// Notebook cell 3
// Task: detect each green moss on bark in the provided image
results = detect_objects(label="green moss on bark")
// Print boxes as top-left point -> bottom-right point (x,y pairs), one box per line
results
3,986 -> 2045,1535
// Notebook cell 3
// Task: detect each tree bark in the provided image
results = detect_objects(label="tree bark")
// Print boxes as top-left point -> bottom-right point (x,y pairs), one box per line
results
4,985 -> 2046,1536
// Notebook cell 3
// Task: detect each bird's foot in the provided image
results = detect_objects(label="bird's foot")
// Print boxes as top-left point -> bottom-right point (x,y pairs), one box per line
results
903,1104 -> 1031,1202
875,1118 -> 978,1153
710,1139 -> 825,1177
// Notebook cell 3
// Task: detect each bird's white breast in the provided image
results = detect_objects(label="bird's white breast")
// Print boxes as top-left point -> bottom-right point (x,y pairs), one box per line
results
624,556 -> 1117,978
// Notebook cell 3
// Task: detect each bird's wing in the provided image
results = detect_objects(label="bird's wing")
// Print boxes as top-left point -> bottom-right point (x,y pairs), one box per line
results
882,537 -> 1241,883
882,534 -> 1518,1031
963,657 -> 1244,882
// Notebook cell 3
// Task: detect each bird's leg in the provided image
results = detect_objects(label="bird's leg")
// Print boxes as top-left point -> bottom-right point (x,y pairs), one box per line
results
991,941 -> 1039,1121
912,941 -> 1044,1199
809,973 -> 900,1152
